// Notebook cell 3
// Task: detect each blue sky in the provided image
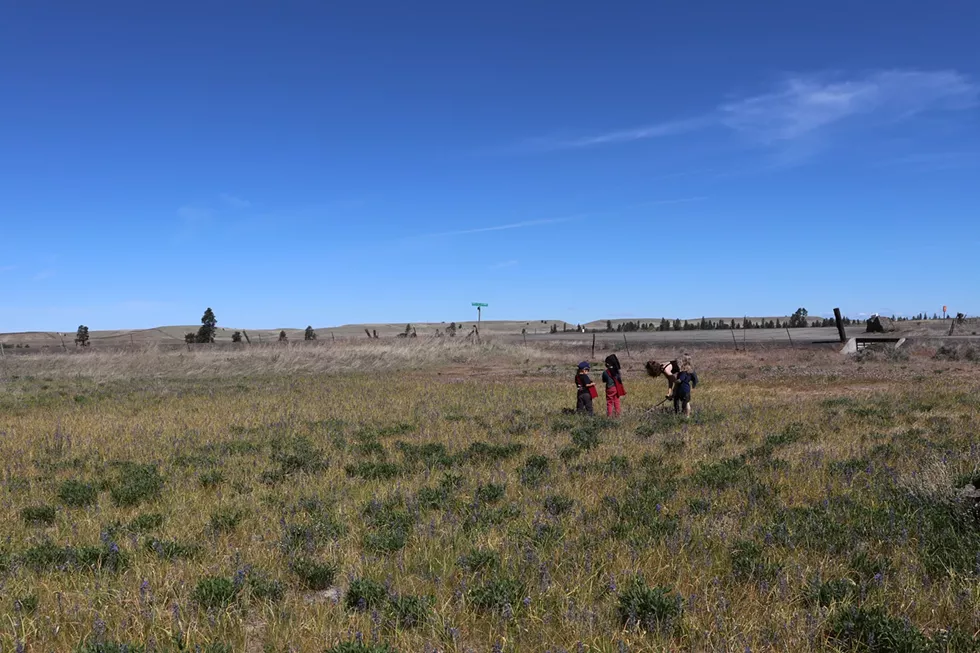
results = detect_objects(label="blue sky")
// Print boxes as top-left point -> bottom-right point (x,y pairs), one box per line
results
2,1 -> 978,331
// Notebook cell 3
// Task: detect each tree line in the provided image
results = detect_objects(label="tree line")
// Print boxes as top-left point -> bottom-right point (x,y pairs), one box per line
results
65,307 -> 956,347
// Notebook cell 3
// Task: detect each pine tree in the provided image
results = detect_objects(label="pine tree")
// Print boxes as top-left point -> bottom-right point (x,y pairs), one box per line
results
74,325 -> 90,347
231,331 -> 243,343
279,330 -> 288,343
196,308 -> 217,343
304,326 -> 316,341
788,308 -> 808,328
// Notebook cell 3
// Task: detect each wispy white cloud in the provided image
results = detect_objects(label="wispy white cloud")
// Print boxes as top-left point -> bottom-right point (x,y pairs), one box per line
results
518,117 -> 709,152
419,214 -> 588,239
720,70 -> 977,143
177,205 -> 213,223
33,269 -> 56,281
489,260 -> 519,270
631,196 -> 707,208
516,69 -> 977,152
876,150 -> 980,172
219,193 -> 251,209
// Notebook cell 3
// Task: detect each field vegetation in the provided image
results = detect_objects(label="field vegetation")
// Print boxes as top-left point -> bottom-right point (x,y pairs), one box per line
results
1,341 -> 978,651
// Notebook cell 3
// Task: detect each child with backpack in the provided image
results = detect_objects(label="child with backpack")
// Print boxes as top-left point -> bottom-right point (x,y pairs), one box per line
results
669,360 -> 699,417
602,354 -> 626,417
574,361 -> 597,415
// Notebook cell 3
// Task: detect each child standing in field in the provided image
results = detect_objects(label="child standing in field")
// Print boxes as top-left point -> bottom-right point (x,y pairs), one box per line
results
575,362 -> 596,415
602,354 -> 626,417
670,360 -> 699,417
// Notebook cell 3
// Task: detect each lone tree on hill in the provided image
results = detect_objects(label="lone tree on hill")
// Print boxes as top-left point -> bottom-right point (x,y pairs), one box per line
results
196,308 -> 217,343
279,330 -> 288,343
74,325 -> 90,347
788,307 -> 809,328
304,326 -> 316,341
231,331 -> 243,343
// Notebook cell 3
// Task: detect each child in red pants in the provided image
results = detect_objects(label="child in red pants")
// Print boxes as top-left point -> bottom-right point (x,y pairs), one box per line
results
602,354 -> 626,417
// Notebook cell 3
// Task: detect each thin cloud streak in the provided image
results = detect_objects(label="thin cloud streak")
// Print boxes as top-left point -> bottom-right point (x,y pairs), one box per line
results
418,214 -> 588,239
515,69 -> 977,152
408,198 -> 703,243
220,193 -> 252,209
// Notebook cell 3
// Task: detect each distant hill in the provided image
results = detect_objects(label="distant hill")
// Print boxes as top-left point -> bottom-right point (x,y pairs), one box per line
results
2,317 -> 958,350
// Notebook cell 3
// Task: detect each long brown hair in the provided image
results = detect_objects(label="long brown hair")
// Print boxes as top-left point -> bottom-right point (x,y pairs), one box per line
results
645,361 -> 664,377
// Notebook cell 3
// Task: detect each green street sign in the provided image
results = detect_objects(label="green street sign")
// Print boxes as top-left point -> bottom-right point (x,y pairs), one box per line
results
472,302 -> 488,307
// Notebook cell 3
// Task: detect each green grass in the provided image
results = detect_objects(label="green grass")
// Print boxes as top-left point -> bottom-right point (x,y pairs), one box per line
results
1,345 -> 979,650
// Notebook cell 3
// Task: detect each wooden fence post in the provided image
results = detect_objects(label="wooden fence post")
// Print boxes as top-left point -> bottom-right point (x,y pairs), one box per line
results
833,308 -> 847,343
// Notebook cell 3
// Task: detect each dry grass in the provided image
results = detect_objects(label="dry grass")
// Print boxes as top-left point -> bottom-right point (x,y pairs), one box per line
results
1,343 -> 978,651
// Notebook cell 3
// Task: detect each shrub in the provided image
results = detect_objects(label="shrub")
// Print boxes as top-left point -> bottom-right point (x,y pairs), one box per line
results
361,497 -> 414,554
290,558 -> 338,590
458,548 -> 499,573
468,577 -> 525,614
616,577 -> 683,632
23,541 -> 127,573
145,538 -> 200,560
344,461 -> 402,480
199,469 -> 225,488
729,540 -> 781,582
806,577 -> 857,608
127,512 -> 164,532
192,575 -> 240,608
324,643 -> 396,653
636,414 -> 684,438
520,455 -> 550,487
396,441 -> 454,468
388,593 -> 432,628
109,463 -> 164,507
208,507 -> 244,533
57,479 -> 98,507
857,344 -> 909,363
76,641 -> 147,653
825,605 -> 927,652
463,441 -> 525,464
344,578 -> 387,611
20,504 -> 56,525
690,456 -> 750,490
570,425 -> 600,450
687,498 -> 711,515
247,570 -> 285,602
475,483 -> 506,503
543,494 -> 574,517
14,594 -> 38,614
416,485 -> 451,511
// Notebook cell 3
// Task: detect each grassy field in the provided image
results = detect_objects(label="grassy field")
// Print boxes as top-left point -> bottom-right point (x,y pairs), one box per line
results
1,342 -> 979,652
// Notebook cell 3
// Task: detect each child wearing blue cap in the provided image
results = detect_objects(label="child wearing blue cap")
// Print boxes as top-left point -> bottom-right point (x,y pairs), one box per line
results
575,362 -> 597,415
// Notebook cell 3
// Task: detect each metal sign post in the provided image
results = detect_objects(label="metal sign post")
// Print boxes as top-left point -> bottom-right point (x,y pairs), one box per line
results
471,302 -> 488,329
